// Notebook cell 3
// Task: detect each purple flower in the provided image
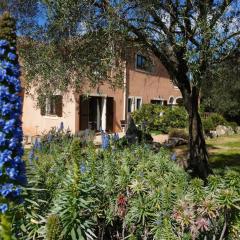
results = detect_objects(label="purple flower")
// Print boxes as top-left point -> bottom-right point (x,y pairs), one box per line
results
0,40 -> 8,47
171,152 -> 177,161
8,52 -> 17,61
80,163 -> 86,173
0,48 -> 5,56
0,203 -> 8,213
0,132 -> 6,146
28,149 -> 35,161
101,132 -> 110,149
0,40 -> 26,211
6,167 -> 18,180
59,122 -> 64,131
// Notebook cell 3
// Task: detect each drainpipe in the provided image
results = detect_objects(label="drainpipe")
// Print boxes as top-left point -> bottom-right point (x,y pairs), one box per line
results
122,60 -> 128,129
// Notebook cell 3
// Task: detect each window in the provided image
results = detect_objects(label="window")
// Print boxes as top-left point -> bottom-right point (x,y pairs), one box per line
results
136,98 -> 142,110
136,54 -> 154,72
151,99 -> 164,105
128,97 -> 134,113
128,97 -> 142,112
41,95 -> 63,117
169,97 -> 175,105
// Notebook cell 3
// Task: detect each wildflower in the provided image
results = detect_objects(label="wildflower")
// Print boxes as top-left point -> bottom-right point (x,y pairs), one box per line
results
113,133 -> 119,141
195,218 -> 210,232
0,40 -> 8,47
0,40 -> 27,213
0,48 -> 5,56
59,122 -> 64,131
0,203 -> 8,214
33,138 -> 41,150
101,133 -> 110,149
171,152 -> 177,161
47,134 -> 52,143
80,163 -> 86,173
28,149 -> 35,162
7,52 -> 17,61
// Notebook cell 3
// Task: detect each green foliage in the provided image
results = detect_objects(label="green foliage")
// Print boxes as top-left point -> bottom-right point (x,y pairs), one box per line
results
46,214 -> 62,240
132,104 -> 188,133
202,113 -> 230,134
202,51 -> 240,119
227,121 -> 239,132
12,134 -> 240,239
0,215 -> 13,240
0,11 -> 16,46
209,113 -> 228,128
161,107 -> 188,132
169,128 -> 189,140
50,168 -> 97,240
173,172 -> 240,239
131,104 -> 163,132
202,117 -> 215,134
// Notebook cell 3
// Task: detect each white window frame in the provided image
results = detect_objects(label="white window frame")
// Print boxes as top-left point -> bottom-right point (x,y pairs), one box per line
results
135,97 -> 143,110
128,96 -> 143,112
151,98 -> 164,105
168,96 -> 175,105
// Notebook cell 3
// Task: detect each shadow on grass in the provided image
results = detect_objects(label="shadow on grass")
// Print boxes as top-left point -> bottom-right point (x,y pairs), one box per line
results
209,153 -> 240,172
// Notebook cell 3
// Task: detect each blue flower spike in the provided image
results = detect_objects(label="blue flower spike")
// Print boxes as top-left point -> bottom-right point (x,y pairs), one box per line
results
0,40 -> 27,214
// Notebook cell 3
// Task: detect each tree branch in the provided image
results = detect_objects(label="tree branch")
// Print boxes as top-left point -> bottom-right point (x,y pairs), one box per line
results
210,0 -> 234,29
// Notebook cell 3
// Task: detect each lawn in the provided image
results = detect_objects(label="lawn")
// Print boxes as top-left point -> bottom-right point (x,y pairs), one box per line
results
174,134 -> 240,173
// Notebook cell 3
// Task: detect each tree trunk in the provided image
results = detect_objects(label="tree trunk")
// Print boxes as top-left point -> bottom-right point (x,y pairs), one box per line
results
187,87 -> 213,179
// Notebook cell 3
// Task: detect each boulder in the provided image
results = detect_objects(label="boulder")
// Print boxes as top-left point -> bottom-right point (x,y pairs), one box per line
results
226,126 -> 235,135
236,126 -> 240,135
216,125 -> 228,136
216,125 -> 234,136
209,130 -> 218,138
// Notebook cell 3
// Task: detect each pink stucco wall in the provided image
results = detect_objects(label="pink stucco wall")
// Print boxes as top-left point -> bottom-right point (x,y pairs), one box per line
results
22,90 -> 78,136
127,52 -> 181,103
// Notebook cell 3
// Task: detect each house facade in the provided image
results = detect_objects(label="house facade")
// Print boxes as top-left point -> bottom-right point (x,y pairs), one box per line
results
22,51 -> 182,136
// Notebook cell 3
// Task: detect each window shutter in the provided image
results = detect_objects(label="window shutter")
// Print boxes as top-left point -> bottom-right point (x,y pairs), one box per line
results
40,98 -> 46,116
55,95 -> 63,117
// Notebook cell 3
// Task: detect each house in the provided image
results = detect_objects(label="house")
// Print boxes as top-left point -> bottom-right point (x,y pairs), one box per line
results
22,51 -> 182,136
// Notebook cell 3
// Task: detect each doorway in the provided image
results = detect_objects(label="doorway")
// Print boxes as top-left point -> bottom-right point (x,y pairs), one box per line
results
79,96 -> 113,132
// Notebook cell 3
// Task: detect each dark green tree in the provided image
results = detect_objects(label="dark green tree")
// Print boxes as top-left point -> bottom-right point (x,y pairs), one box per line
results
202,50 -> 240,121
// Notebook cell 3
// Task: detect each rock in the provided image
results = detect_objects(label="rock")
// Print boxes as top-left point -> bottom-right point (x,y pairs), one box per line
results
216,125 -> 234,136
209,130 -> 218,138
235,126 -> 240,135
216,125 -> 228,136
163,137 -> 188,148
226,126 -> 234,135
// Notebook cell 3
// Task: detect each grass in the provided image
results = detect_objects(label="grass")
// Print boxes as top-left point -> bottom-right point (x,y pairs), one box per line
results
174,134 -> 240,173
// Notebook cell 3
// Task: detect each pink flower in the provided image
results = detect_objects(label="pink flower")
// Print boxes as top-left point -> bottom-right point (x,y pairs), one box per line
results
195,218 -> 210,232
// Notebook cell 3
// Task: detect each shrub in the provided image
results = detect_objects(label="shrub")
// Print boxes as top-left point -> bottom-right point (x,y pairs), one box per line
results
131,104 -> 164,131
169,128 -> 189,140
202,117 -> 215,134
161,106 -> 188,133
209,113 -> 228,128
227,121 -> 238,132
132,104 -> 188,133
